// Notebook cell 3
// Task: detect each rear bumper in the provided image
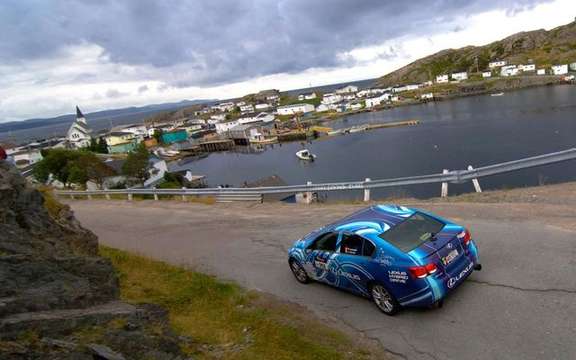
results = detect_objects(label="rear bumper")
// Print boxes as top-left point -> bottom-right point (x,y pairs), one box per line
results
399,240 -> 480,307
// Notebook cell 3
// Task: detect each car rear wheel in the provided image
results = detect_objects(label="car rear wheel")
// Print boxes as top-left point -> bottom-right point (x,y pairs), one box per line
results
370,283 -> 400,315
289,259 -> 310,284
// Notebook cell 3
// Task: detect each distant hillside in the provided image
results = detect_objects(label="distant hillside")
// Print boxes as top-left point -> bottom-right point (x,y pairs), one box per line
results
378,20 -> 576,87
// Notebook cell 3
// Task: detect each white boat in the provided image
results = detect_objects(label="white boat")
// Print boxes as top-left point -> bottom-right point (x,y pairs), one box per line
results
250,136 -> 278,144
349,125 -> 367,133
296,149 -> 316,161
490,92 -> 504,97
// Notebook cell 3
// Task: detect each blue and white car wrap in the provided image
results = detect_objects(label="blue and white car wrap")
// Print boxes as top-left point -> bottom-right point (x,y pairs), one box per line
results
288,205 -> 480,308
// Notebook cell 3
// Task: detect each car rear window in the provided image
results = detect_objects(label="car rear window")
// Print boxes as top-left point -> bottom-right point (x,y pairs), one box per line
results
379,212 -> 445,252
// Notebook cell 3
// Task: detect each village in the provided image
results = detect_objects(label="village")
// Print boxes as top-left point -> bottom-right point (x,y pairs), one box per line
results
3,59 -> 576,192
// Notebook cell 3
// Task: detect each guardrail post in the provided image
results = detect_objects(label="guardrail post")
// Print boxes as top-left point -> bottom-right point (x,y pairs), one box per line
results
87,193 -> 92,200
105,190 -> 111,200
153,187 -> 159,201
363,178 -> 371,202
70,194 -> 75,200
468,165 -> 482,193
181,187 -> 186,201
441,169 -> 449,198
306,181 -> 313,204
127,192 -> 133,201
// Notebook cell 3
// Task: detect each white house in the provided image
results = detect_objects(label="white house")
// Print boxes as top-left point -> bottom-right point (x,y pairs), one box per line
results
482,71 -> 492,78
66,106 -> 92,149
420,93 -> 434,100
346,102 -> 363,111
213,102 -> 235,112
111,124 -> 147,140
436,74 -> 449,83
551,64 -> 568,75
519,64 -> 536,72
11,148 -> 43,168
321,93 -> 343,105
210,113 -> 226,122
238,112 -> 275,125
277,103 -> 315,115
297,92 -> 317,101
315,104 -> 332,112
266,94 -> 279,102
255,103 -> 271,111
501,65 -> 519,77
489,60 -> 507,68
239,104 -> 255,113
451,72 -> 468,81
215,120 -> 240,133
336,85 -> 359,94
537,69 -> 546,75
365,93 -> 392,108
365,97 -> 382,108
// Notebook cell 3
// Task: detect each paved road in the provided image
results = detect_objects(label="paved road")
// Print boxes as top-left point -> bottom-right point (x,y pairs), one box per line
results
71,201 -> 576,360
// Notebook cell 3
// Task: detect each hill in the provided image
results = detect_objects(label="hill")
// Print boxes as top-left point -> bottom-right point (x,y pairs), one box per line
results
0,99 -> 215,144
377,20 -> 576,87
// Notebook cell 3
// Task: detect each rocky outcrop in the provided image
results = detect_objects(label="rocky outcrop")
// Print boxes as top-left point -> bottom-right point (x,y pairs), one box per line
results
0,161 -> 189,359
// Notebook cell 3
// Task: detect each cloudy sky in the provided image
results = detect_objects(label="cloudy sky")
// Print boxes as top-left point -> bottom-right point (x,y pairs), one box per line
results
0,0 -> 573,122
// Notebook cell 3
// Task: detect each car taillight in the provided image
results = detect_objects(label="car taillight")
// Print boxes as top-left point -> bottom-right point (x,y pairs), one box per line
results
457,229 -> 471,246
409,263 -> 438,279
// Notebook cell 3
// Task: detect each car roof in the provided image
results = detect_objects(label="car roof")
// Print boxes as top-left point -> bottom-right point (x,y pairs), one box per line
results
328,205 -> 416,237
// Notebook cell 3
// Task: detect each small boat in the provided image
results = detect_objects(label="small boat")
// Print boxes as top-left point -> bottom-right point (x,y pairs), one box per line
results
327,129 -> 344,136
250,136 -> 278,145
296,149 -> 316,161
490,92 -> 504,97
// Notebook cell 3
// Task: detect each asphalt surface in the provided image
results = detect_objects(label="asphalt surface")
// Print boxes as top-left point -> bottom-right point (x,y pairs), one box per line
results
71,201 -> 576,360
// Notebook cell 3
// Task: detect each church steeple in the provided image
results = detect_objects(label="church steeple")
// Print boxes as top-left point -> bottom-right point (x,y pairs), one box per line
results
76,106 -> 86,123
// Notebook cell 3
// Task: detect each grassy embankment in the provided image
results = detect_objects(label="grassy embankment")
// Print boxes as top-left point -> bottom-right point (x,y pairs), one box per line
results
101,246 -> 385,359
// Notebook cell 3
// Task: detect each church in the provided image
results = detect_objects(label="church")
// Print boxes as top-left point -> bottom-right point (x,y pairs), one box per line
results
66,106 -> 92,148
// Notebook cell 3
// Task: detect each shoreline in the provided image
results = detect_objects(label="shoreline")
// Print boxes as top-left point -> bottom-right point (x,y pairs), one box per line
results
306,74 -> 573,126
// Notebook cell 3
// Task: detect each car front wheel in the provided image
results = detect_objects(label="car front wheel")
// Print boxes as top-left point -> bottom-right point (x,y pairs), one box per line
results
370,283 -> 400,315
289,259 -> 310,284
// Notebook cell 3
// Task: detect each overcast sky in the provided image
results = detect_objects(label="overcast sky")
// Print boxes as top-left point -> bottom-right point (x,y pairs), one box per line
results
0,0 -> 573,122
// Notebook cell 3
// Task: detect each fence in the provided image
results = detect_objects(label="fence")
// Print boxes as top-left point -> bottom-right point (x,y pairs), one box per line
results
55,147 -> 576,203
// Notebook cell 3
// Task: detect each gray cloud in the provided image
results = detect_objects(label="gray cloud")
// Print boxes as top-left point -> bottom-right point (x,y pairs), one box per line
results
0,0 -> 550,87
138,85 -> 149,94
105,89 -> 128,98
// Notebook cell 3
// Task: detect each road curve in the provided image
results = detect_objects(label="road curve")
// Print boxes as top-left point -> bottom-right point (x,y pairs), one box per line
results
70,201 -> 576,360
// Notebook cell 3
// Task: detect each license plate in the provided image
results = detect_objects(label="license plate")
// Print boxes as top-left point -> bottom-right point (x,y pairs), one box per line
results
442,249 -> 459,265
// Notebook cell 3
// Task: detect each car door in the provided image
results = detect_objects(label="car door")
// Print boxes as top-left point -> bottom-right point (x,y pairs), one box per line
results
304,231 -> 339,284
334,232 -> 377,296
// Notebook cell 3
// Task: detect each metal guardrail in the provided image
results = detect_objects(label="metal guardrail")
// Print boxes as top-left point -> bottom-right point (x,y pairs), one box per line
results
55,148 -> 576,201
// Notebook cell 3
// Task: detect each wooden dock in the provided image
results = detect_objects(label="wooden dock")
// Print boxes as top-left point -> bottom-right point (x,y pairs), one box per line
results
198,139 -> 235,152
331,119 -> 419,136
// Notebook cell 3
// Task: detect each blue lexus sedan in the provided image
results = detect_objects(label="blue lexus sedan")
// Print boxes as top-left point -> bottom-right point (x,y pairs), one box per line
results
288,205 -> 481,315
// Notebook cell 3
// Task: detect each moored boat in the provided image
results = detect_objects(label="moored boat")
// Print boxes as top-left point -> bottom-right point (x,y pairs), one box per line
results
296,149 -> 316,161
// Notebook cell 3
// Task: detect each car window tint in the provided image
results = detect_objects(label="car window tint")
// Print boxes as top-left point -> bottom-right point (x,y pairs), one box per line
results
379,212 -> 445,252
311,232 -> 338,251
363,240 -> 376,257
340,234 -> 363,256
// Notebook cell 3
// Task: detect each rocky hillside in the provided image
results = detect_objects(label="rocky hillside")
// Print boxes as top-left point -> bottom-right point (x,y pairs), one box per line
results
378,20 -> 576,86
0,161 -> 189,359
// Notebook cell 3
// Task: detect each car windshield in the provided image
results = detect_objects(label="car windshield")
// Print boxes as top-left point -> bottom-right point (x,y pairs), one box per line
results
379,212 -> 445,252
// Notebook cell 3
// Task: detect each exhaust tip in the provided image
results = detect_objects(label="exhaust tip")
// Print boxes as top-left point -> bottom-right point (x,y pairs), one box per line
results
474,264 -> 482,271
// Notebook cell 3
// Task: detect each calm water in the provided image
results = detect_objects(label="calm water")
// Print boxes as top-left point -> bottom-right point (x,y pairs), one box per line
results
172,85 -> 576,200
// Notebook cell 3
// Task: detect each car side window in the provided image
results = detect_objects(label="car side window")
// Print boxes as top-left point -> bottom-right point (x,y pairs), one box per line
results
310,232 -> 338,252
340,233 -> 376,257
363,240 -> 376,257
339,233 -> 363,256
